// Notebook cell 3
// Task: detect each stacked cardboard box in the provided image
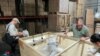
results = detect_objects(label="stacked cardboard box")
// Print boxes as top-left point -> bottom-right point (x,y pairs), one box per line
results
86,9 -> 94,36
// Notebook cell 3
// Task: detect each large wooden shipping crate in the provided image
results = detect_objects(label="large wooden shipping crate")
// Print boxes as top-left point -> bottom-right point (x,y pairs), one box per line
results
19,32 -> 94,56
77,0 -> 86,17
48,13 -> 70,31
86,9 -> 94,36
24,0 -> 35,16
49,0 -> 69,13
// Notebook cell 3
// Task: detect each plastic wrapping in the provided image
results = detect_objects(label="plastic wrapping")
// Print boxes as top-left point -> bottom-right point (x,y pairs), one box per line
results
23,30 -> 29,37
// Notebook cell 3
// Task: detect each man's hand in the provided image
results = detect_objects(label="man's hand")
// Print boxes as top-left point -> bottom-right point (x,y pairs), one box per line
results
80,37 -> 89,41
80,37 -> 86,41
18,32 -> 23,36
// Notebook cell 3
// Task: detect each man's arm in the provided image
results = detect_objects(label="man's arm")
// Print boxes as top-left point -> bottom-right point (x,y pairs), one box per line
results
80,27 -> 90,41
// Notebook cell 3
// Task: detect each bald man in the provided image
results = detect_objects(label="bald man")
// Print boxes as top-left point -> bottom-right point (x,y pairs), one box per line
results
6,18 -> 23,54
69,17 -> 89,41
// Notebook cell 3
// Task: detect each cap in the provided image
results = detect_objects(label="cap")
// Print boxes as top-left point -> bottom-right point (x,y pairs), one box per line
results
12,18 -> 20,23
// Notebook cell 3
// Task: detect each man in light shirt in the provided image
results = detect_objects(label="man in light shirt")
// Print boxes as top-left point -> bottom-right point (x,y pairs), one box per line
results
6,18 -> 23,54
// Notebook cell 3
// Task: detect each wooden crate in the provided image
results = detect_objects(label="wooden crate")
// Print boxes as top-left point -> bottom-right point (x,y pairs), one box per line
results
77,0 -> 86,17
86,24 -> 94,36
78,0 -> 86,4
95,23 -> 100,33
24,0 -> 35,16
86,9 -> 94,35
24,4 -> 35,16
69,1 -> 77,17
35,22 -> 43,34
77,4 -> 84,17
86,9 -> 94,25
48,13 -> 70,31
24,0 -> 35,4
49,0 -> 69,13
28,22 -> 35,35
19,32 -> 94,56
